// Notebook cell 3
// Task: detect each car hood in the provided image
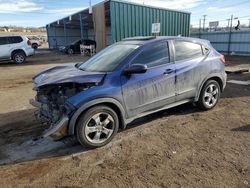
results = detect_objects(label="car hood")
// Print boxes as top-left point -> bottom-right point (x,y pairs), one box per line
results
59,45 -> 70,51
33,63 -> 106,88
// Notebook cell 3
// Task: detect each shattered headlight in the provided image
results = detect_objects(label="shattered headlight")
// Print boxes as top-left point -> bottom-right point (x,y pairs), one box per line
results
33,82 -> 38,91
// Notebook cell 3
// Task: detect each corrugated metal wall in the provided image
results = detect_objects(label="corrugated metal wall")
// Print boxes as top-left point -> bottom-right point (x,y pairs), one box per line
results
47,26 -> 96,49
47,0 -> 190,49
47,27 -> 81,49
191,31 -> 250,55
110,0 -> 190,42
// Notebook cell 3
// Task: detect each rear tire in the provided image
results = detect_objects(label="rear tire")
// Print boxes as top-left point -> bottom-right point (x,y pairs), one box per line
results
197,80 -> 221,110
13,52 -> 26,64
32,43 -> 38,50
76,105 -> 119,148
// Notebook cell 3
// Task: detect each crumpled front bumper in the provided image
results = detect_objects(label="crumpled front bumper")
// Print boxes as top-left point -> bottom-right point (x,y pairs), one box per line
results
30,98 -> 69,140
42,116 -> 69,140
222,72 -> 227,91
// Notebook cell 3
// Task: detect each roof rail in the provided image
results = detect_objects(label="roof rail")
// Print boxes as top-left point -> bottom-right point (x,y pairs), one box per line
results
122,36 -> 156,41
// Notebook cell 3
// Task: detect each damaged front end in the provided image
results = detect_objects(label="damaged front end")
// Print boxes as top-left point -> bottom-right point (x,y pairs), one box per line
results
30,82 -> 95,140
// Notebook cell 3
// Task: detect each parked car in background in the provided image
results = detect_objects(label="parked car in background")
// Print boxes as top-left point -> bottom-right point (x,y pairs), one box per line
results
30,36 -> 227,148
27,36 -> 43,49
60,39 -> 96,54
0,36 -> 34,64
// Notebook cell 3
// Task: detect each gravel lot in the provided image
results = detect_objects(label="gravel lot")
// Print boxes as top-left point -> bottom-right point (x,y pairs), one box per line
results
0,51 -> 249,187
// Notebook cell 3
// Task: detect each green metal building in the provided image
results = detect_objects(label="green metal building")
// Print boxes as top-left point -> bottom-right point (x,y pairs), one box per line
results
46,0 -> 191,51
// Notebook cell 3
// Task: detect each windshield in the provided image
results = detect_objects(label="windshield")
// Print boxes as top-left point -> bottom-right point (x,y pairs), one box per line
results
77,44 -> 139,72
71,39 -> 81,44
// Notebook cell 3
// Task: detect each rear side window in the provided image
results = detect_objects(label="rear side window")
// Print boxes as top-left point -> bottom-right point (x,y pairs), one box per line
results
0,37 -> 8,45
174,41 -> 203,61
132,42 -> 170,68
8,36 -> 23,44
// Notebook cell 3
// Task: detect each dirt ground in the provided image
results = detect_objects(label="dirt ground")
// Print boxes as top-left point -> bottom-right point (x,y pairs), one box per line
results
0,51 -> 249,188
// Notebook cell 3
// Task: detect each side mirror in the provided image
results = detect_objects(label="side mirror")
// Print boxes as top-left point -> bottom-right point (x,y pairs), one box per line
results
123,64 -> 148,75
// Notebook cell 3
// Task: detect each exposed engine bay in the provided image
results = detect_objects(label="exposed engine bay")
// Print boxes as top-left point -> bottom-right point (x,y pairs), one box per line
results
33,83 -> 95,124
30,82 -> 97,139
29,62 -> 106,139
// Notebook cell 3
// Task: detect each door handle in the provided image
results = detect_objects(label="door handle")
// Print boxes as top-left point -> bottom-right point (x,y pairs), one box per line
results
164,69 -> 174,75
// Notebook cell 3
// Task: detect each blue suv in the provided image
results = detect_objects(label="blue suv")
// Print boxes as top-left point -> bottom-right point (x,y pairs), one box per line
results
30,36 -> 227,148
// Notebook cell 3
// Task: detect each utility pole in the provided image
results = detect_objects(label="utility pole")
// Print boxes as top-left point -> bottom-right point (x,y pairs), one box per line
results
229,15 -> 233,32
202,15 -> 207,31
89,0 -> 92,14
199,19 -> 201,38
228,15 -> 233,55
227,19 -> 230,29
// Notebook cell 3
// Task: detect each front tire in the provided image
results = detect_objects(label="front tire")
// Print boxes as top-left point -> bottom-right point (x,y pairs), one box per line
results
76,106 -> 119,148
13,52 -> 26,64
67,48 -> 74,55
197,80 -> 221,110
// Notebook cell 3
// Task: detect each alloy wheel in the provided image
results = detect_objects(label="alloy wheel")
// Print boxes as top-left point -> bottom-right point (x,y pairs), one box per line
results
203,84 -> 219,107
15,54 -> 25,63
84,112 -> 115,144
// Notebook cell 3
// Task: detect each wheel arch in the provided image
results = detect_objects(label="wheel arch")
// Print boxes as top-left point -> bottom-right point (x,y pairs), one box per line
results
195,74 -> 224,102
32,43 -> 38,48
11,49 -> 26,59
68,98 -> 127,136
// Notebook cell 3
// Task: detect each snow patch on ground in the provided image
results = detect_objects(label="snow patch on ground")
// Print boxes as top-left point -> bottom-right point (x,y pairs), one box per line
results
227,80 -> 250,85
0,137 -> 84,165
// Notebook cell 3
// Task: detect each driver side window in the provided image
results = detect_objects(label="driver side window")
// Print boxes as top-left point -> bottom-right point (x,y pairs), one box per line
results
132,42 -> 170,68
0,37 -> 8,45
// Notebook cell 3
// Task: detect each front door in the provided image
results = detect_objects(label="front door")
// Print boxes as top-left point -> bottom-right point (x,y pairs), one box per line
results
0,37 -> 11,59
121,41 -> 176,118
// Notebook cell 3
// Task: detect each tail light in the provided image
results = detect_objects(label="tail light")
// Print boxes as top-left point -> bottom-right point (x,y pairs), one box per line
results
27,39 -> 32,46
219,55 -> 225,64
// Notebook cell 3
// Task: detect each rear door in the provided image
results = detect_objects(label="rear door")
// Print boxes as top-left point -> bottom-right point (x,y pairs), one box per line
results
173,40 -> 206,101
8,36 -> 24,50
0,37 -> 11,59
121,41 -> 176,117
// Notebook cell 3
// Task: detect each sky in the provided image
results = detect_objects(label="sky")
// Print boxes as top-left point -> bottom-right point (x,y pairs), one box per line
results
0,0 -> 250,28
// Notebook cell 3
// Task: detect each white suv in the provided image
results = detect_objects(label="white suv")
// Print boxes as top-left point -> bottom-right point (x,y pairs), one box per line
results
0,36 -> 35,64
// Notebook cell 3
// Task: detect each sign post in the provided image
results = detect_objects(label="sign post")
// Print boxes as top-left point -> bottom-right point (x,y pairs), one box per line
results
209,21 -> 219,28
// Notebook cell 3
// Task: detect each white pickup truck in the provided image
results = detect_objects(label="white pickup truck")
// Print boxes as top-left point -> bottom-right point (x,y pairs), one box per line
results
27,36 -> 43,49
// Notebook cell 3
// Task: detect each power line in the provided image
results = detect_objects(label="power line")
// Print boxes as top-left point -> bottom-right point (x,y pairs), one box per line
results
192,18 -> 228,26
192,13 -> 250,28
238,15 -> 250,19
192,14 -> 250,27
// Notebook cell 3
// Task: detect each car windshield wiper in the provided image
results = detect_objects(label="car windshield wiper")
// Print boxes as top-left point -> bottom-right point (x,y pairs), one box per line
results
78,67 -> 86,71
